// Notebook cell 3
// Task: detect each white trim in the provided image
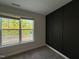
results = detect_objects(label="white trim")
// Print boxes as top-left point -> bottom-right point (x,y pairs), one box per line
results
46,44 -> 70,59
0,40 -> 34,48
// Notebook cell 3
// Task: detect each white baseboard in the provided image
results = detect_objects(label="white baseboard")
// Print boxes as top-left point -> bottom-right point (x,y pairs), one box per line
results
46,44 -> 70,59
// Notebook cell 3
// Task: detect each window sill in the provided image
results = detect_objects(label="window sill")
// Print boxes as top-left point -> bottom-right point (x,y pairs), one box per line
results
0,40 -> 34,48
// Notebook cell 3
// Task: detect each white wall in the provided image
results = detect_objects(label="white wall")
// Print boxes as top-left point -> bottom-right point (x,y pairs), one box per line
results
0,4 -> 45,57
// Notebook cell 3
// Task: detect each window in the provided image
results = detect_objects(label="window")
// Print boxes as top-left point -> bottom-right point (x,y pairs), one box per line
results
0,16 -> 34,46
21,19 -> 34,42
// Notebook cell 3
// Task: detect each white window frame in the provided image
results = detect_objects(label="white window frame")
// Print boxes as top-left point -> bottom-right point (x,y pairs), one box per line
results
0,16 -> 34,47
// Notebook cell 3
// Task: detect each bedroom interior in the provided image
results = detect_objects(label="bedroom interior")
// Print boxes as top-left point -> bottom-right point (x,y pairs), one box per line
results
0,0 -> 79,59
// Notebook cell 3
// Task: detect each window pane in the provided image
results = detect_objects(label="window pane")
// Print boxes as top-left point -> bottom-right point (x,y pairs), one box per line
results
2,18 -> 9,29
2,30 -> 19,46
0,17 -> 2,29
21,19 -> 34,29
22,30 -> 33,42
2,18 -> 19,29
9,19 -> 19,29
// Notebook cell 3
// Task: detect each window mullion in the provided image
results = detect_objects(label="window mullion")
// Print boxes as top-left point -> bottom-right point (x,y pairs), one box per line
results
19,19 -> 21,43
0,29 -> 2,46
0,19 -> 2,46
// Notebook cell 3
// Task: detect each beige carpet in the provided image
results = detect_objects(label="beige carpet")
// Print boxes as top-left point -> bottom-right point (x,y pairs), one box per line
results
3,46 -> 64,59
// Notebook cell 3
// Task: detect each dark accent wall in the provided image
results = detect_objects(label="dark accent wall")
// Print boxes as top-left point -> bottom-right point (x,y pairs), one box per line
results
46,0 -> 79,59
